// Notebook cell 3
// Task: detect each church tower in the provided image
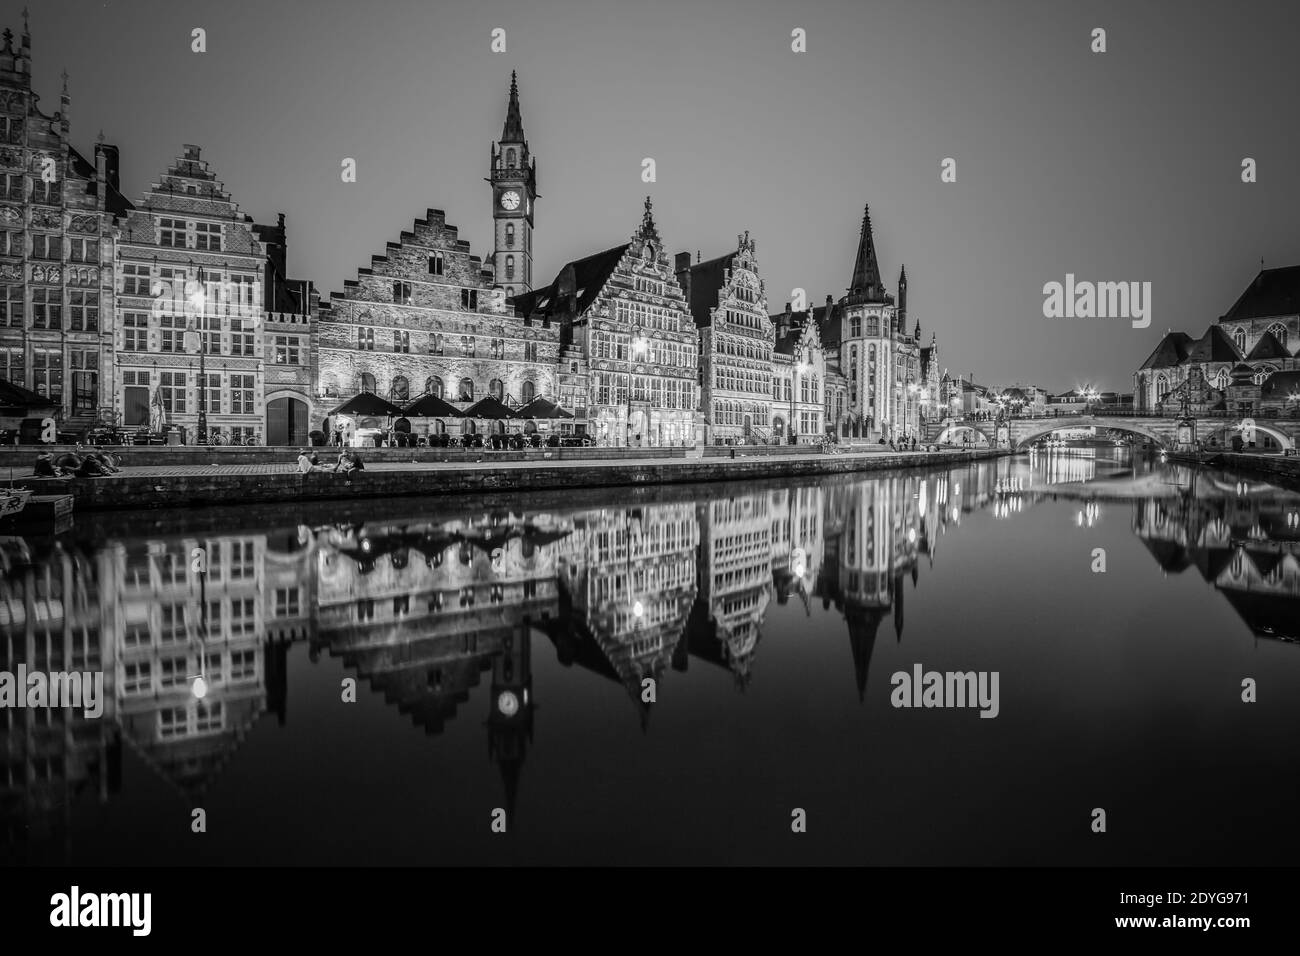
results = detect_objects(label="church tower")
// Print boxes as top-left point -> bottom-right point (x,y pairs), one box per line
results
489,71 -> 537,298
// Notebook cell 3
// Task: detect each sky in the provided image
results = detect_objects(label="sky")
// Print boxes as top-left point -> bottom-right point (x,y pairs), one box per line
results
7,0 -> 1300,393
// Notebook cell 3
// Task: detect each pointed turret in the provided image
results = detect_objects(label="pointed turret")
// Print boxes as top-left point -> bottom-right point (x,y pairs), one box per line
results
898,263 -> 908,326
501,69 -> 525,143
848,204 -> 884,301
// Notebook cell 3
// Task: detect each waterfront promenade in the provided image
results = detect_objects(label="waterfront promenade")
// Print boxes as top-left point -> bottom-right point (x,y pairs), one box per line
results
5,445 -> 1003,511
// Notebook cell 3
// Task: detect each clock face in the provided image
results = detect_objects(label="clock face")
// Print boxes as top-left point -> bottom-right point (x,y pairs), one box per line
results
500,190 -> 521,211
497,690 -> 519,716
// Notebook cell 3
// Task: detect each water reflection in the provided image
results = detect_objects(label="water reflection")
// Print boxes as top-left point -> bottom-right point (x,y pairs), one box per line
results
2,447 -> 1298,862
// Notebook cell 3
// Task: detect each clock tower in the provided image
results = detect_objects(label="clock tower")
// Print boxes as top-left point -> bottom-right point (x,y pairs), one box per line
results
489,71 -> 537,298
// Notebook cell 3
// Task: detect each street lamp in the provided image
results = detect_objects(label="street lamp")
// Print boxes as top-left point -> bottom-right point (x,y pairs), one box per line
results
791,351 -> 808,444
626,332 -> 648,448
184,265 -> 209,445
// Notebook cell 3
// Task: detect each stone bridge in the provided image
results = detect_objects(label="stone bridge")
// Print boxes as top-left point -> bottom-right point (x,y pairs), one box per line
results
930,415 -> 1300,452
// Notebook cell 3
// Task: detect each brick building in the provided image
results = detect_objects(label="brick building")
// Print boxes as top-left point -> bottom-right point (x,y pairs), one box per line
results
0,15 -> 130,428
115,145 -> 315,445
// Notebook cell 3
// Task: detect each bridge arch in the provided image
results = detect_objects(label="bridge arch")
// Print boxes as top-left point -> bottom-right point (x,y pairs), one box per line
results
1198,422 -> 1296,452
1011,417 -> 1171,451
933,423 -> 994,446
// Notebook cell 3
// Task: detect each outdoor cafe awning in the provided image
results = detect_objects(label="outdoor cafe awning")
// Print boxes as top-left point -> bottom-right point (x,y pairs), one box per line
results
461,396 -> 515,420
401,393 -> 463,418
328,391 -> 407,418
514,397 -> 574,419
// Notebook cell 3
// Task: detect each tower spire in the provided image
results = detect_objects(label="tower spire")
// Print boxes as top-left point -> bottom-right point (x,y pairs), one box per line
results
501,69 -> 525,142
848,204 -> 882,300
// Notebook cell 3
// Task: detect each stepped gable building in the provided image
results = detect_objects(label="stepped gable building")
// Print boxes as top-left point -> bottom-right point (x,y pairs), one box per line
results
769,302 -> 835,442
513,198 -> 700,447
115,145 -> 317,446
0,13 -> 131,426
1135,266 -> 1300,415
674,232 -> 775,444
316,74 -> 559,442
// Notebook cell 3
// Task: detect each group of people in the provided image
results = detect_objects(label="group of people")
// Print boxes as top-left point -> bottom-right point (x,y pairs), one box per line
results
298,448 -> 366,475
32,448 -> 122,478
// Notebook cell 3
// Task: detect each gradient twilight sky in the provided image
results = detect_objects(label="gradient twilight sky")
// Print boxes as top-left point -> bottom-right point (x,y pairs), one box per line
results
7,0 -> 1299,392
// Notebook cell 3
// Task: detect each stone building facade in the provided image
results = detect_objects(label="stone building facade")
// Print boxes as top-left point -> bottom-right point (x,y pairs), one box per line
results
0,15 -> 130,427
513,199 -> 700,447
675,232 -> 774,444
315,206 -> 560,439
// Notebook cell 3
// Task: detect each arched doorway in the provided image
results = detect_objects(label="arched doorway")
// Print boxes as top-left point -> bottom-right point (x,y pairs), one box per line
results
772,416 -> 786,440
267,397 -> 309,446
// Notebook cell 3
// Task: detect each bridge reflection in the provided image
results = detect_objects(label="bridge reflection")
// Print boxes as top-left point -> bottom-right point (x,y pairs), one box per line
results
2,449 -> 1297,859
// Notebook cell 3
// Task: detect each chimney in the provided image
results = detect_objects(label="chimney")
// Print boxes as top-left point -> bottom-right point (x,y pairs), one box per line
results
94,141 -> 120,194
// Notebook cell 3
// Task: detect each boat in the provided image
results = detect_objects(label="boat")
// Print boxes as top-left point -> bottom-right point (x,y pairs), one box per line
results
0,488 -> 32,519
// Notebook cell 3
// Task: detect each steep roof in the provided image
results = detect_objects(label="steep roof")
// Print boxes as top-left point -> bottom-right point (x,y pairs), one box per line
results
1245,329 -> 1292,361
500,70 -> 525,143
683,252 -> 735,327
1138,331 -> 1193,370
513,244 -> 629,321
1220,265 -> 1300,323
847,204 -> 885,302
1185,325 -> 1241,365
1260,369 -> 1300,400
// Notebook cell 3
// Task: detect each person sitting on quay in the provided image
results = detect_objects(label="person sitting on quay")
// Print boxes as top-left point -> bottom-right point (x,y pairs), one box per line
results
86,450 -> 120,473
32,452 -> 62,478
334,448 -> 365,475
297,449 -> 318,474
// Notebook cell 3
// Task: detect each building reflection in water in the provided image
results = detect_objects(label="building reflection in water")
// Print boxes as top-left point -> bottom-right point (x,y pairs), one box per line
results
2,450 -> 1298,857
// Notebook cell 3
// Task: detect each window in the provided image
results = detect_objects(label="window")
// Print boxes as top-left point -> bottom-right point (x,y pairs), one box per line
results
521,380 -> 535,403
31,234 -> 58,260
160,371 -> 186,413
426,376 -> 444,398
229,318 -> 255,356
360,372 -> 376,393
0,173 -> 21,199
461,288 -> 478,310
69,238 -> 99,263
201,373 -> 221,414
850,315 -> 861,337
31,178 -> 60,205
394,330 -> 410,353
429,252 -> 445,276
490,338 -> 504,359
231,374 -> 254,414
357,327 -> 374,350
230,650 -> 256,680
524,342 -> 538,363
391,375 -> 409,402
159,218 -> 187,248
458,378 -> 474,401
32,349 -> 62,401
122,263 -> 151,296
461,335 -> 475,357
1,346 -> 23,385
393,281 -> 412,304
1232,327 -> 1246,353
1,284 -> 23,326
1265,322 -> 1289,349
430,333 -> 444,355
866,315 -> 880,337
505,223 -> 515,248
489,378 -> 504,400
31,289 -> 61,329
69,291 -> 98,331
274,335 -> 301,364
194,221 -> 222,251
123,662 -> 151,696
506,255 -> 515,280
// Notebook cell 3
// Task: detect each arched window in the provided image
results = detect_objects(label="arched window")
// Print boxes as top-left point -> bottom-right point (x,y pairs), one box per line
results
459,378 -> 474,401
489,378 -> 504,400
521,380 -> 535,402
426,376 -> 444,398
431,419 -> 445,434
360,372 -> 376,393
506,286 -> 514,297
1232,327 -> 1246,353
1253,366 -> 1275,386
505,223 -> 515,248
391,375 -> 409,402
1266,322 -> 1289,348
1155,375 -> 1169,401
506,255 -> 515,279
506,148 -> 517,168
1211,368 -> 1229,390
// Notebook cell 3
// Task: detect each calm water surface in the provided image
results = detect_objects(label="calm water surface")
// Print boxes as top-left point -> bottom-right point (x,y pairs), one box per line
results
3,447 -> 1299,866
